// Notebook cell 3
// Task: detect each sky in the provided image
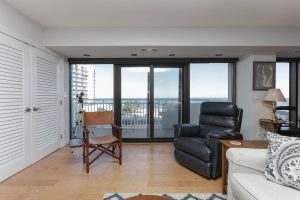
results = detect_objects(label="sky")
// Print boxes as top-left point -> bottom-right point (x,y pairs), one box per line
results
94,65 -> 113,98
276,62 -> 289,98
122,67 -> 180,98
190,63 -> 228,98
79,63 -> 289,99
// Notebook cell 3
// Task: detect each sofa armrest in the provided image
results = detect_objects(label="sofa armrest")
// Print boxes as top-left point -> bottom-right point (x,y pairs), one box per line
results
173,124 -> 201,138
226,148 -> 268,200
226,148 -> 267,174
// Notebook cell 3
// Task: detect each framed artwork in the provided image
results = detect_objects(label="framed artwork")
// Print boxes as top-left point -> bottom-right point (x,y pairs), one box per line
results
253,62 -> 276,90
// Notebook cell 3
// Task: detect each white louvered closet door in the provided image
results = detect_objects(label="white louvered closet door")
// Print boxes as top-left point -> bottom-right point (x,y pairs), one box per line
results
0,33 -> 31,182
31,49 -> 60,162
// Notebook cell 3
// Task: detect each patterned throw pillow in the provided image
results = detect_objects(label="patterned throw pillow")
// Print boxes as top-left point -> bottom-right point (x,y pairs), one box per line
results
265,132 -> 300,190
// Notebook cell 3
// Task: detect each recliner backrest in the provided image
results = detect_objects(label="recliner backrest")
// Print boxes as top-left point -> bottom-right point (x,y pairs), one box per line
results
198,102 -> 242,136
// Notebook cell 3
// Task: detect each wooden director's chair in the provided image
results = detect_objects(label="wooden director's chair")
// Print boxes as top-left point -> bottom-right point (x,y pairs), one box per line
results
83,111 -> 122,173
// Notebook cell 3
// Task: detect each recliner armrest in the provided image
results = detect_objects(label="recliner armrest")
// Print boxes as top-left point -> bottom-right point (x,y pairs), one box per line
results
204,131 -> 243,178
173,124 -> 201,138
224,130 -> 243,137
206,130 -> 243,140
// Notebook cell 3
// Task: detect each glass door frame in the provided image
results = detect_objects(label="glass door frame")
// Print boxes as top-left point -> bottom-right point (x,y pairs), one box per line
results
114,64 -> 186,142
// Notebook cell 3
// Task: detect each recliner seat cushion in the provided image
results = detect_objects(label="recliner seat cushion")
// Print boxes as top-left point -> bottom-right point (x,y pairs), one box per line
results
174,137 -> 212,162
174,149 -> 211,178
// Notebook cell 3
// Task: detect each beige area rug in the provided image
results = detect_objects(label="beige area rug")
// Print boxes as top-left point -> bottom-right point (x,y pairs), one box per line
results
103,193 -> 226,200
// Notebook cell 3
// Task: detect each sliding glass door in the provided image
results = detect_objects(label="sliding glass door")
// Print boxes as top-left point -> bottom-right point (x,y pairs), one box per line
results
120,65 -> 182,139
121,67 -> 150,138
153,67 -> 182,138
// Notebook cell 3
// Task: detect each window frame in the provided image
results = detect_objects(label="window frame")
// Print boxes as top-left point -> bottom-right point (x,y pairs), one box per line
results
68,58 -> 237,141
276,59 -> 299,124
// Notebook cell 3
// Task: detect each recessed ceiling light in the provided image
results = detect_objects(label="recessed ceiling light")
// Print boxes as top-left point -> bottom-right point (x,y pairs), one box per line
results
83,54 -> 91,57
131,53 -> 138,56
216,53 -> 223,57
169,53 -> 176,57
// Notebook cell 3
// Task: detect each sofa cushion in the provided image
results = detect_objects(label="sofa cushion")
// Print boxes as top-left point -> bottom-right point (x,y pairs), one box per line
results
173,137 -> 212,162
232,173 -> 300,200
265,132 -> 300,190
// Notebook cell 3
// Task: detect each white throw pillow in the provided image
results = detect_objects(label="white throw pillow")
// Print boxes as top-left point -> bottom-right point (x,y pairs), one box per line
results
265,132 -> 300,190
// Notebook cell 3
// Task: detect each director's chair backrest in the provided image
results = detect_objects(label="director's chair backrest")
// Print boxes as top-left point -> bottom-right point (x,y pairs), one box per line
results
83,111 -> 113,126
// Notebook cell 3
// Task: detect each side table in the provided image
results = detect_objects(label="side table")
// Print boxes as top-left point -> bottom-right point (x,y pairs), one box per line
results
219,140 -> 268,195
259,118 -> 293,133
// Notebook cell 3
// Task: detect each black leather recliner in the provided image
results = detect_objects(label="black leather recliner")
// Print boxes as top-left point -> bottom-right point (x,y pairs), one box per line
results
173,102 -> 243,179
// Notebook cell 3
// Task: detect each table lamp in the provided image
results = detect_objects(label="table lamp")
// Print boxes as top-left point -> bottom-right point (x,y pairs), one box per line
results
264,88 -> 286,122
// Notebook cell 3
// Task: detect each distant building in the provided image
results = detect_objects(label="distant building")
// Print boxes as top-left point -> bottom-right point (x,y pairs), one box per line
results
71,64 -> 95,100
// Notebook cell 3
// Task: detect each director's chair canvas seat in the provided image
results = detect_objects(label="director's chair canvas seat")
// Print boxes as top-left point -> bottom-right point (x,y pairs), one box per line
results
88,135 -> 118,145
83,111 -> 122,173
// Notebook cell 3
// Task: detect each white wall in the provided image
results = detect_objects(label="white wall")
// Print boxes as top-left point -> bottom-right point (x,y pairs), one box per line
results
57,57 -> 70,146
236,54 -> 276,140
63,60 -> 70,145
0,1 -> 43,45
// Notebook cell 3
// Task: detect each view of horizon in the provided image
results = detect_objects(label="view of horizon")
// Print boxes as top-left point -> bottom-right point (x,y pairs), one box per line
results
73,62 -> 289,102
75,63 -> 231,100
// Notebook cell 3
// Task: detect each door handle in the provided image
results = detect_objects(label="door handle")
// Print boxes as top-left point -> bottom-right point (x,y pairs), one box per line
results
33,107 -> 40,111
24,107 -> 31,113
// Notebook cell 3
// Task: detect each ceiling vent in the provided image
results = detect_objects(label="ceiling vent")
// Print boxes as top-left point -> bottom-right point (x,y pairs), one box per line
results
141,48 -> 158,52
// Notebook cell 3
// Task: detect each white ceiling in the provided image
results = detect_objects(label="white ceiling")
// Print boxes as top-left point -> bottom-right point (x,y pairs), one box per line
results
4,0 -> 300,58
49,46 -> 300,58
4,0 -> 300,28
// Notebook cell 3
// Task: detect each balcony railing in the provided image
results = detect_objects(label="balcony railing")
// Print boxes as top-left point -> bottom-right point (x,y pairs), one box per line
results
71,97 -> 235,129
71,98 -> 290,139
71,98 -> 182,129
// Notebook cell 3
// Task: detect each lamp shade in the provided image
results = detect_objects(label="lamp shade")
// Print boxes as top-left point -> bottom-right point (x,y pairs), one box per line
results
264,88 -> 286,102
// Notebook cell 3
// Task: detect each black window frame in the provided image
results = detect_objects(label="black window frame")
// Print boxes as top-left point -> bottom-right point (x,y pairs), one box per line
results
276,59 -> 299,125
68,58 -> 238,142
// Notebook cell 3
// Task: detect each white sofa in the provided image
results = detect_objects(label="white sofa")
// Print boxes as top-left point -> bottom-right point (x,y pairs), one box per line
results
226,148 -> 300,200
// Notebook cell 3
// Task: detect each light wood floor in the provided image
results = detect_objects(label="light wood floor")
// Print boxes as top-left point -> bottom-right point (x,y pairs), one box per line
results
0,143 -> 222,200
